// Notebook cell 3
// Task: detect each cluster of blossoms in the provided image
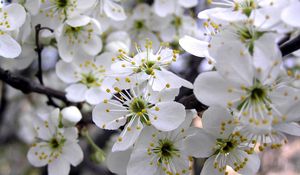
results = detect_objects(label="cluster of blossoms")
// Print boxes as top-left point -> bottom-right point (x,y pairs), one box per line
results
1,0 -> 300,175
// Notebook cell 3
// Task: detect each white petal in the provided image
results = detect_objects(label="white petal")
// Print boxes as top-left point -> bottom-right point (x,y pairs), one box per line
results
62,142 -> 83,166
149,102 -> 185,131
213,43 -> 254,86
153,0 -> 175,17
104,0 -> 127,21
61,106 -> 82,126
184,128 -> 216,158
202,106 -> 235,138
27,142 -> 51,167
178,0 -> 198,8
0,34 -> 21,58
24,0 -> 40,15
57,35 -> 76,62
95,52 -> 114,70
112,117 -> 143,152
76,0 -> 96,10
55,61 -> 80,83
66,15 -> 91,27
81,36 -> 102,56
193,71 -> 243,107
274,122 -> 300,136
152,69 -> 193,91
200,156 -> 223,175
179,36 -> 209,58
237,153 -> 260,175
127,143 -> 158,175
107,149 -> 132,175
65,84 -> 88,102
281,1 -> 300,27
92,100 -> 128,129
85,87 -> 112,105
147,88 -> 179,104
48,158 -> 70,175
2,3 -> 26,30
160,26 -> 176,42
63,127 -> 78,141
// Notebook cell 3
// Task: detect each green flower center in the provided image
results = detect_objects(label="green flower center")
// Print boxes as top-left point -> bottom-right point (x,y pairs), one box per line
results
55,0 -> 69,8
153,139 -> 179,164
130,98 -> 147,114
81,72 -> 99,88
134,20 -> 145,30
171,16 -> 182,28
216,138 -> 237,154
237,28 -> 264,54
49,137 -> 65,149
234,0 -> 257,17
250,87 -> 266,101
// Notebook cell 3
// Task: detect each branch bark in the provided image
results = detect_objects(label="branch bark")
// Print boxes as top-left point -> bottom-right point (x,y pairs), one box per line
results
0,67 -> 70,105
280,34 -> 300,57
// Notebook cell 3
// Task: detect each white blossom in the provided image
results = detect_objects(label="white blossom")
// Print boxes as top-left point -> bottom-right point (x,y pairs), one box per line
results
27,108 -> 83,175
55,15 -> 102,62
92,83 -> 186,151
56,53 -> 114,104
0,3 -> 26,59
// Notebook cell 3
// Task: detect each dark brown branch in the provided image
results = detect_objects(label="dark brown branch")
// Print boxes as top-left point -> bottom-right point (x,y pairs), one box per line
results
0,67 -> 70,105
34,24 -> 59,107
280,34 -> 300,57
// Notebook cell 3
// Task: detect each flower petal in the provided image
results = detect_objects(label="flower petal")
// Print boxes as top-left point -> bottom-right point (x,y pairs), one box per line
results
0,34 -> 21,59
55,61 -> 80,83
202,106 -> 235,138
27,142 -> 51,167
104,0 -> 127,21
62,142 -> 83,166
107,149 -> 132,175
48,157 -> 70,175
149,101 -> 185,131
179,36 -> 209,58
274,122 -> 300,136
65,84 -> 88,102
112,117 -> 143,152
85,87 -> 112,105
184,128 -> 216,158
92,100 -> 128,129
194,71 -> 243,107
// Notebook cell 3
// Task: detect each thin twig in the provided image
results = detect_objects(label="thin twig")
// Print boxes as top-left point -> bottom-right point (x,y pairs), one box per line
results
34,24 -> 59,107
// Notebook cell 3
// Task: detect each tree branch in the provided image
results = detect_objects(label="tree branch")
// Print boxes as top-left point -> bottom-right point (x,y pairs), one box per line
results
280,34 -> 300,57
0,67 -> 70,105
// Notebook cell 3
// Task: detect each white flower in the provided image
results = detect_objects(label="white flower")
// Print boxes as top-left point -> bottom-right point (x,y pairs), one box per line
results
200,0 -> 290,30
154,0 -> 198,17
0,3 -> 26,59
184,107 -> 261,175
32,0 -> 96,27
111,41 -> 193,91
127,110 -> 196,175
92,83 -> 186,152
120,4 -> 166,49
208,21 -> 280,67
56,53 -> 114,105
55,15 -> 102,62
236,100 -> 300,150
27,108 -> 83,175
194,43 -> 300,130
160,8 -> 200,43
91,0 -> 127,21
